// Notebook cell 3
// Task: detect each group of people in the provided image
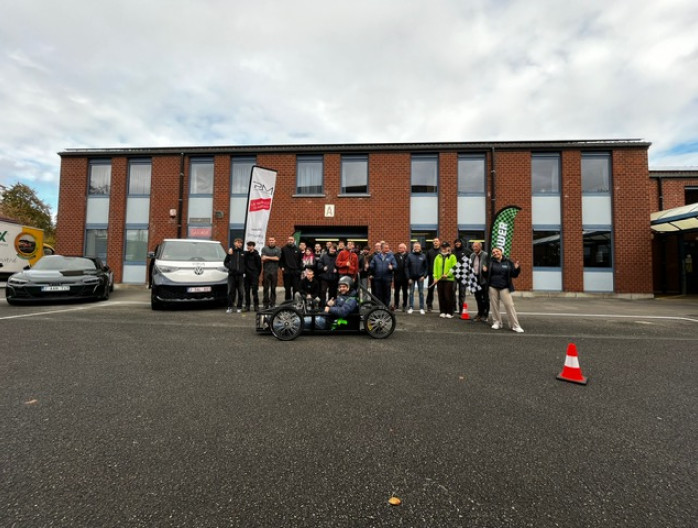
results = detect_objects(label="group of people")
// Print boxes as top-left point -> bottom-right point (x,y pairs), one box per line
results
223,234 -> 524,333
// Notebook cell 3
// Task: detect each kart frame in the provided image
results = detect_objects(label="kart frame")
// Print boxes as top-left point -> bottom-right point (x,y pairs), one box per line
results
255,284 -> 396,341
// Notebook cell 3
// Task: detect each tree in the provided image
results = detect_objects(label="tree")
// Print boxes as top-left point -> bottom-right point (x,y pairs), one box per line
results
0,183 -> 56,244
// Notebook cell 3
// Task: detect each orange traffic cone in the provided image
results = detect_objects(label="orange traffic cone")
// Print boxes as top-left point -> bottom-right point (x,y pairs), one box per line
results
556,343 -> 588,385
460,302 -> 470,320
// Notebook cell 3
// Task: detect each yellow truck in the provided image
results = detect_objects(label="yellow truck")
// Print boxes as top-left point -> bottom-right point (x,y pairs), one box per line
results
0,219 -> 54,281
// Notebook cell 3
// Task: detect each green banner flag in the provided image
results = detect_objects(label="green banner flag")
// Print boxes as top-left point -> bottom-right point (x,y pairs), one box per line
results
490,206 -> 521,257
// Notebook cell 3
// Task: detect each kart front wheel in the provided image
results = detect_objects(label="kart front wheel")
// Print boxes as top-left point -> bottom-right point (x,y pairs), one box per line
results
270,308 -> 304,341
365,307 -> 396,339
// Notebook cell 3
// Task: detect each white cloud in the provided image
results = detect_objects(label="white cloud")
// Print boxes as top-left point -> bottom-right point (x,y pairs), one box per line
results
1,0 -> 697,213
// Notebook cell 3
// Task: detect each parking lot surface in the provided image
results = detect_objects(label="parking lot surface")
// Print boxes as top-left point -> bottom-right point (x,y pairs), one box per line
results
1,288 -> 696,527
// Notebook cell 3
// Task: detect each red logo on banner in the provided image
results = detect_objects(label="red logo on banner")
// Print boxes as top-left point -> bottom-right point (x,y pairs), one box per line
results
249,198 -> 272,212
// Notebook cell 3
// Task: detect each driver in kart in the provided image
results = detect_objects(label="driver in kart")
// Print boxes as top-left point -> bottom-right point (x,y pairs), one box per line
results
324,276 -> 359,317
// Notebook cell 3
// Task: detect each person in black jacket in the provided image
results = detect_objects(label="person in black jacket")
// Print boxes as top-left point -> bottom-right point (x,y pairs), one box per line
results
296,265 -> 322,310
318,244 -> 339,306
392,243 -> 409,312
279,235 -> 302,301
224,238 -> 245,313
244,241 -> 262,311
482,246 -> 523,333
425,237 -> 441,312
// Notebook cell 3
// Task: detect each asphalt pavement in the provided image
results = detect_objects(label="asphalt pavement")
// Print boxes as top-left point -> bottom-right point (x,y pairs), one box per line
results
1,288 -> 696,527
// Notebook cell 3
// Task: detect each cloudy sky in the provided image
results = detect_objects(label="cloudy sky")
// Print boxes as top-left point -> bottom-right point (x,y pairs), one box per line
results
1,0 -> 697,215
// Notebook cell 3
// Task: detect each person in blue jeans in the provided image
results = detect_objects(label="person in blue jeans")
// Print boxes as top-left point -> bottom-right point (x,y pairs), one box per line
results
405,242 -> 428,314
369,241 -> 397,307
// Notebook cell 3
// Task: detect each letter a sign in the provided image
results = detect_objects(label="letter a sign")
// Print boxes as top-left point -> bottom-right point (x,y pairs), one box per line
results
325,204 -> 335,217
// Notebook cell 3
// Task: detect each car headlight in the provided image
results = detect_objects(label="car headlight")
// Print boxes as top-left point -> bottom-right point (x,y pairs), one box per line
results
156,264 -> 178,273
83,277 -> 101,285
8,277 -> 28,285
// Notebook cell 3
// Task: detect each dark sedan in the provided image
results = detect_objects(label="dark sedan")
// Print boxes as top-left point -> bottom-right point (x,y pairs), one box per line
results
5,255 -> 113,305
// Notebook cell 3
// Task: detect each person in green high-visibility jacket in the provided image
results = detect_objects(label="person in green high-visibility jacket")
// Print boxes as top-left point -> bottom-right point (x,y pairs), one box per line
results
433,241 -> 458,318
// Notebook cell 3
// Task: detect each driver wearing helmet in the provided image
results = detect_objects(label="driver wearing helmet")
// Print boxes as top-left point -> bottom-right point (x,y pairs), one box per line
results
324,275 -> 359,317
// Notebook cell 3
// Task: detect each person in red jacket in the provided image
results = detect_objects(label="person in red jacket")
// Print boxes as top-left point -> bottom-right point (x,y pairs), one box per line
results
336,240 -> 359,281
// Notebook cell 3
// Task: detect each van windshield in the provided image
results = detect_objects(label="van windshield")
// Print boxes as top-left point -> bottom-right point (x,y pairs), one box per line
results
160,241 -> 226,261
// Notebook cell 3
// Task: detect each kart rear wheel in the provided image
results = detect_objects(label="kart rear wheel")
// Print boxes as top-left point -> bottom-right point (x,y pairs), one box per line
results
365,307 -> 395,339
270,307 -> 304,341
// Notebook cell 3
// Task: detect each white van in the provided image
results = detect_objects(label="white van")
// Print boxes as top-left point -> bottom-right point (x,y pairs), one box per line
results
149,239 -> 228,310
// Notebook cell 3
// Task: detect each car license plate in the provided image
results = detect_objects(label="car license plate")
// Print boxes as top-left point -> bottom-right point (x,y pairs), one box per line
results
187,286 -> 211,293
42,285 -> 70,292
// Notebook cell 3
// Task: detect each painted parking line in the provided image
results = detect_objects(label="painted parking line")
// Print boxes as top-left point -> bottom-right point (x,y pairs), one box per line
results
0,301 -> 149,321
518,311 -> 698,324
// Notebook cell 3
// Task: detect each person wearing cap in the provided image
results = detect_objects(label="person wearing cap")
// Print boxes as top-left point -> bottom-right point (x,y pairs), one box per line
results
433,241 -> 457,318
244,241 -> 262,312
482,247 -> 523,332
324,275 -> 359,317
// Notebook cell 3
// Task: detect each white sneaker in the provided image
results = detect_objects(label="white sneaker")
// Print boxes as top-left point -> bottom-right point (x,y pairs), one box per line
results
445,314 -> 453,319
420,309 -> 425,315
491,322 -> 501,330
236,308 -> 242,313
439,313 -> 446,318
407,308 -> 413,314
226,308 -> 232,314
512,326 -> 524,333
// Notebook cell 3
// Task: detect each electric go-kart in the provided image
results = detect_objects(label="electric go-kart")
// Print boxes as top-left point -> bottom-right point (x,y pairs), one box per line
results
256,284 -> 396,341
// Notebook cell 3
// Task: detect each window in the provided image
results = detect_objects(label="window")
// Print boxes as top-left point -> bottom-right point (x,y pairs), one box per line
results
341,155 -> 368,194
85,229 -> 108,261
532,154 -> 560,194
458,155 -> 486,194
582,153 -> 611,193
458,230 -> 486,252
88,161 -> 111,195
533,230 -> 561,267
128,160 -> 151,195
411,155 -> 438,194
124,229 -> 148,263
685,187 -> 698,205
583,231 -> 612,268
410,230 -> 438,249
190,158 -> 214,195
231,156 -> 256,195
296,156 -> 323,195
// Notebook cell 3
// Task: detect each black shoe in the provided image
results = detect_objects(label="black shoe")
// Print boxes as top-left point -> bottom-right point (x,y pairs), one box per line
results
254,306 -> 259,312
244,306 -> 251,312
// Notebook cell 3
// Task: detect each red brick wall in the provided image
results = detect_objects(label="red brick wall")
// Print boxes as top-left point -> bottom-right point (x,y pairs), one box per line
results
57,145 -> 654,294
612,148 -> 653,293
561,151 -> 583,292
494,151 -> 532,291
56,157 -> 88,254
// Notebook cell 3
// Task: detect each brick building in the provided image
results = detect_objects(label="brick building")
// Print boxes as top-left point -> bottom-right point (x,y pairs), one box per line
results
57,139 -> 657,295
650,168 -> 698,294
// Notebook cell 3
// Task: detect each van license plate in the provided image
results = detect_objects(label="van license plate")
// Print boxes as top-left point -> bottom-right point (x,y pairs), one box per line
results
187,286 -> 211,293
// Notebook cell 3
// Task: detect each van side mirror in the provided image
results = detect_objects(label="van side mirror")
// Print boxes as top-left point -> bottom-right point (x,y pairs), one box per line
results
147,251 -> 155,259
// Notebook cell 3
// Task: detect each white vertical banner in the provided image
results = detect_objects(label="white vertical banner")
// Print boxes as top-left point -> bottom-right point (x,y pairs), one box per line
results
243,166 -> 277,248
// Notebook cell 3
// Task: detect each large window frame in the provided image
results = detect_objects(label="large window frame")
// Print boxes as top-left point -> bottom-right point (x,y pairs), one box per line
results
124,229 -> 149,264
458,154 -> 486,195
189,158 -> 214,196
582,153 -> 611,194
533,229 -> 562,268
532,154 -> 560,194
128,159 -> 151,196
88,160 -> 111,196
231,156 -> 256,196
583,230 -> 613,268
411,154 -> 438,195
85,229 -> 108,262
341,155 -> 369,195
296,155 -> 324,195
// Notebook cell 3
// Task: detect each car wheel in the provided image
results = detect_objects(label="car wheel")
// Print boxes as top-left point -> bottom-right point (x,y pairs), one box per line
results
102,283 -> 110,301
365,307 -> 396,339
270,307 -> 304,341
151,292 -> 164,310
6,297 -> 18,306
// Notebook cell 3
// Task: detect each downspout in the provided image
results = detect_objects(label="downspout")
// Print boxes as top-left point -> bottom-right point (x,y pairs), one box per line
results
489,146 -> 497,247
177,153 -> 185,239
